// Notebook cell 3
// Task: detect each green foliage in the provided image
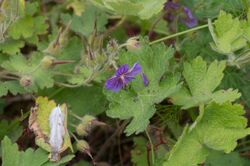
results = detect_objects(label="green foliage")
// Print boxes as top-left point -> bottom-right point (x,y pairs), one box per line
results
209,11 -> 247,55
1,0 -> 250,165
0,39 -> 24,55
131,137 -> 166,166
0,1 -> 48,55
89,0 -> 166,19
105,42 -> 181,135
8,16 -> 35,39
1,136 -> 48,166
163,102 -> 250,166
1,54 -> 54,92
0,81 -> 26,97
171,56 -> 240,109
205,151 -> 250,166
0,119 -> 23,142
180,29 -> 221,62
208,9 -> 250,68
1,136 -> 74,166
220,67 -> 250,107
60,4 -> 108,37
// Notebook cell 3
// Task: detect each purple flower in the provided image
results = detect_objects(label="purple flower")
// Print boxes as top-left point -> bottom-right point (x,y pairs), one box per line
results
105,63 -> 149,92
164,0 -> 197,28
182,7 -> 198,28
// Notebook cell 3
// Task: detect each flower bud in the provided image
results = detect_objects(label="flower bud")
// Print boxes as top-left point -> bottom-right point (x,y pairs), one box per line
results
76,123 -> 88,137
41,56 -> 55,68
126,37 -> 140,51
76,140 -> 90,153
19,75 -> 32,87
82,115 -> 96,124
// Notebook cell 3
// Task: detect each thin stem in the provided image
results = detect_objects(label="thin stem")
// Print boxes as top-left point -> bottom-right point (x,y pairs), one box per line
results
48,87 -> 64,99
146,128 -> 155,166
69,112 -> 83,121
149,24 -> 209,45
70,131 -> 79,141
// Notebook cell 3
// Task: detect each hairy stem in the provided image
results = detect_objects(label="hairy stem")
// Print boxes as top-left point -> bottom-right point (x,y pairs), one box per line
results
149,24 -> 209,45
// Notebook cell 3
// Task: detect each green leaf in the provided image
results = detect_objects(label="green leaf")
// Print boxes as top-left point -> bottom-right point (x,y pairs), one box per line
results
205,151 -> 250,166
163,102 -> 250,166
8,15 -> 34,39
209,11 -> 247,54
1,54 -> 54,91
242,9 -> 250,42
60,4 -> 107,37
180,29 -> 221,62
7,8 -> 48,43
171,56 -> 241,109
220,67 -> 250,108
25,2 -> 40,16
138,0 -> 167,20
54,37 -> 83,73
67,0 -> 85,16
90,0 -> 166,19
0,39 -> 24,55
0,81 -> 27,97
0,119 -> 23,141
26,16 -> 49,44
1,136 -> 48,166
106,43 -> 181,135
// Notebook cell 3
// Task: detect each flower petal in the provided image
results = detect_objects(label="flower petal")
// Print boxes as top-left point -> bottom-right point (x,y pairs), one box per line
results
182,7 -> 197,28
123,75 -> 134,84
127,63 -> 142,77
141,73 -> 149,86
115,64 -> 129,76
105,76 -> 124,92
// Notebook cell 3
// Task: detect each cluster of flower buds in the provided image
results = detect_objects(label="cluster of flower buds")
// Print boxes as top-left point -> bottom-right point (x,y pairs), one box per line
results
72,114 -> 105,164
